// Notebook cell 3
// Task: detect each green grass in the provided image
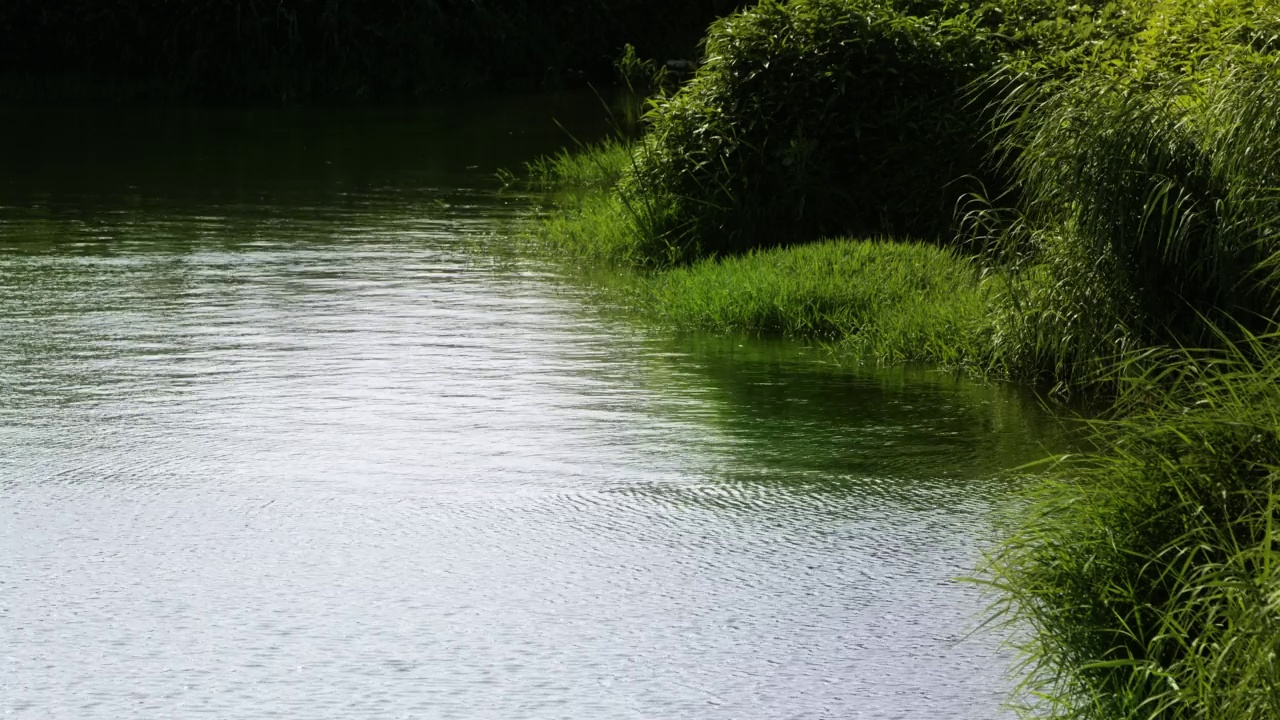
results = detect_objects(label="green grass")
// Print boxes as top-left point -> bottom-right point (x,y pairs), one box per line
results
649,238 -> 992,367
524,139 -> 997,369
981,333 -> 1280,720
526,140 -> 694,267
971,25 -> 1280,392
525,139 -> 633,193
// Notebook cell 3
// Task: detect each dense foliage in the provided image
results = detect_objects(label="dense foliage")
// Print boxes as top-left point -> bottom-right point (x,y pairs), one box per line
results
624,0 -> 1001,261
0,0 -> 743,100
983,0 -> 1280,387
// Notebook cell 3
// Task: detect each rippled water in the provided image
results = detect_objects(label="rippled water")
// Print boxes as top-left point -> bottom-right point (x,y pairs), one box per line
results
1,100 -> 1056,719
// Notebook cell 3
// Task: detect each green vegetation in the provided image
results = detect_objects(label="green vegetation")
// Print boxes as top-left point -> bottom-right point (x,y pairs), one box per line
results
525,1 -> 1280,717
979,3 -> 1280,388
982,336 -> 1280,719
0,0 -> 744,100
650,239 -> 990,367
623,0 -> 1001,259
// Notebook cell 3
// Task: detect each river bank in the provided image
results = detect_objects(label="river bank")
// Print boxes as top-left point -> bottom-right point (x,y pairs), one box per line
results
523,0 -> 1280,716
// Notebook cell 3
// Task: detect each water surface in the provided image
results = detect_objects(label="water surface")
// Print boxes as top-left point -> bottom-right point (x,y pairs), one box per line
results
1,100 -> 1055,719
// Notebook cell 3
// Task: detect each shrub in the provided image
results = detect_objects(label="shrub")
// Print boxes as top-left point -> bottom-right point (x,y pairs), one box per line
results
623,0 -> 1002,263
984,45 -> 1280,387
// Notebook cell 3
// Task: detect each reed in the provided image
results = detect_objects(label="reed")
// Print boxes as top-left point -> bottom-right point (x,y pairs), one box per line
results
981,332 -> 1280,719
982,48 -> 1280,390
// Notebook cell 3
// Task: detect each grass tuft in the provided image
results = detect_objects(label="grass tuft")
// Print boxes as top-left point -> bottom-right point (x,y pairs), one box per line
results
649,238 -> 992,368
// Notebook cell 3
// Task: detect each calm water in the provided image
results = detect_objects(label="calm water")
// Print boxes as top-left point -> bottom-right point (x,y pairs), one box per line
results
1,100 -> 1055,719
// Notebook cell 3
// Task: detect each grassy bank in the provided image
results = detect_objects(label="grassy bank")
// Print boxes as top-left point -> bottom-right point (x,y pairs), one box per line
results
525,140 -> 994,369
524,0 -> 1280,717
651,239 -> 990,367
532,0 -> 1280,387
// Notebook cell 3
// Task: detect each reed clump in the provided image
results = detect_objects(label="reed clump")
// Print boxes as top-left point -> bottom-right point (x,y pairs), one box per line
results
983,42 -> 1280,389
982,335 -> 1280,719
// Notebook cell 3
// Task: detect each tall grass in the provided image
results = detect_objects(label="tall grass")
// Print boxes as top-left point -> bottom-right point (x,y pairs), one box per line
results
524,140 -> 681,267
525,139 -> 633,193
981,333 -> 1280,720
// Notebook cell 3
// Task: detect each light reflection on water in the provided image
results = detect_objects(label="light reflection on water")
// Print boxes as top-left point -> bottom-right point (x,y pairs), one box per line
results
0,102 -> 1054,719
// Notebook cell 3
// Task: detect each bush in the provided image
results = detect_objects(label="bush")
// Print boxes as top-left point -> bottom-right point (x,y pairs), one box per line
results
623,0 -> 1002,263
984,37 -> 1280,387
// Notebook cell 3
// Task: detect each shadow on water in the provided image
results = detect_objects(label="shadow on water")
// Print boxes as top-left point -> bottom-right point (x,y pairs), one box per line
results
0,92 -> 612,221
544,322 -> 1075,529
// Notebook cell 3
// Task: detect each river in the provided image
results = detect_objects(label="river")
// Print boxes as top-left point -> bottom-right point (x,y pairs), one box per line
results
1,97 -> 1056,719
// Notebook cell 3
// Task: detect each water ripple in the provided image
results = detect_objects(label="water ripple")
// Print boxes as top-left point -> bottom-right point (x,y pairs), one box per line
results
0,106 -> 1059,720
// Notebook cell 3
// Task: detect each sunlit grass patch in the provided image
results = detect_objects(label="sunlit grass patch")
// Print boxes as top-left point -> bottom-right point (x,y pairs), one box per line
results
648,238 -> 993,368
532,190 -> 645,266
525,139 -> 633,192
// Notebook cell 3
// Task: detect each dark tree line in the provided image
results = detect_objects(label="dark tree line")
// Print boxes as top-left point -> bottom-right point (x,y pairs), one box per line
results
0,0 -> 745,100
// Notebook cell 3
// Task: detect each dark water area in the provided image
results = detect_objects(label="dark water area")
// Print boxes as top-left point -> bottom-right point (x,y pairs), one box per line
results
1,96 -> 1058,719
